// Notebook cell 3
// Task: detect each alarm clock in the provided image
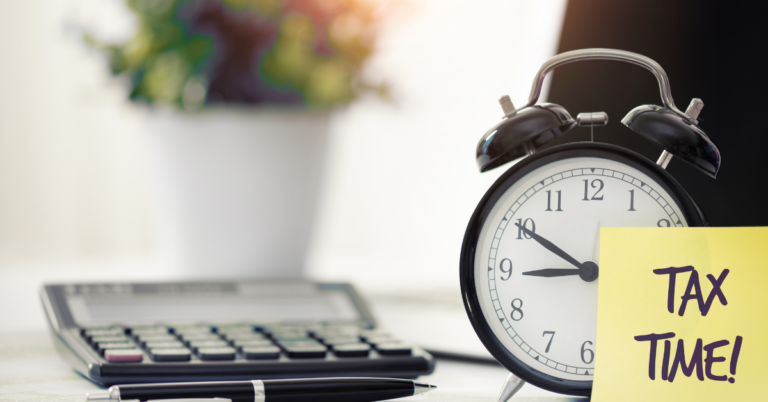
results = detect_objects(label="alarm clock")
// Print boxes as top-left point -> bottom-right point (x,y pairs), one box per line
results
459,49 -> 720,399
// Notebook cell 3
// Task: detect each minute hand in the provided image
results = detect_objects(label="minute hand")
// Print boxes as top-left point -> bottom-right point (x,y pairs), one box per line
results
515,223 -> 583,269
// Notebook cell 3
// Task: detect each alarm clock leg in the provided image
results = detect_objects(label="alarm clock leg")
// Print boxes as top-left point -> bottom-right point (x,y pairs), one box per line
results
496,373 -> 525,402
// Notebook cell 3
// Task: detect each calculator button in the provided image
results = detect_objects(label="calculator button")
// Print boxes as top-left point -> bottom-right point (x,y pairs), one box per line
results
90,335 -> 129,346
374,342 -> 412,356
137,334 -> 177,344
271,333 -> 312,342
188,340 -> 229,351
130,325 -> 168,331
81,325 -> 117,332
171,325 -> 213,334
216,324 -> 253,333
232,339 -> 274,349
104,349 -> 143,362
241,346 -> 281,360
313,327 -> 360,338
84,328 -> 124,340
130,328 -> 170,337
319,336 -> 361,345
279,341 -> 327,358
332,343 -> 371,358
97,342 -> 136,355
218,328 -> 254,335
197,347 -> 236,361
263,323 -> 308,331
178,333 -> 221,343
149,348 -> 192,362
361,333 -> 395,344
269,328 -> 309,338
143,341 -> 185,349
220,331 -> 260,341
221,333 -> 267,342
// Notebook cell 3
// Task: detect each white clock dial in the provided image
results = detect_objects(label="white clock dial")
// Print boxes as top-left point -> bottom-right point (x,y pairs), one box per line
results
473,156 -> 688,382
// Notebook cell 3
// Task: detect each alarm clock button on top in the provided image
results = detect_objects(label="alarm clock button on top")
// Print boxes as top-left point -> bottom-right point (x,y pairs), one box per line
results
460,49 -> 717,398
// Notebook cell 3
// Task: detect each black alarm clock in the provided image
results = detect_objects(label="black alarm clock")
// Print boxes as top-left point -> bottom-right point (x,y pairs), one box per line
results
459,49 -> 720,399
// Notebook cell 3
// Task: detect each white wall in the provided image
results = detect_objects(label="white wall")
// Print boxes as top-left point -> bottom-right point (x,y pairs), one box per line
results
0,0 -> 152,261
307,0 -> 568,292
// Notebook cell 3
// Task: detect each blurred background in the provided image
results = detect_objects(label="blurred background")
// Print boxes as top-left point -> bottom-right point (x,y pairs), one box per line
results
0,0 -> 566,334
1,0 -> 766,341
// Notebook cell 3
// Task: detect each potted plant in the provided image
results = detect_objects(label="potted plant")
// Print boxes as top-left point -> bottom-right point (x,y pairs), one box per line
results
91,0 -> 382,278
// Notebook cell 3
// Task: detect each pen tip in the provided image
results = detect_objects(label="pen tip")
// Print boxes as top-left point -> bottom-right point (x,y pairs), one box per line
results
413,382 -> 437,395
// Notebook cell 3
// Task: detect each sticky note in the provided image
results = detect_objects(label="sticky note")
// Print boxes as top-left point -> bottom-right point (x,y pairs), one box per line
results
592,227 -> 766,401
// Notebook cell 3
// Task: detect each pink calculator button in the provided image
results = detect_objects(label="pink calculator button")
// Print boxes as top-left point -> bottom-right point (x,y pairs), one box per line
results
104,349 -> 143,362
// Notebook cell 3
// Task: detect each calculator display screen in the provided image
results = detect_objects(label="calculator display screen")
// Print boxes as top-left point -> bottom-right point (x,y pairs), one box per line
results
63,282 -> 362,326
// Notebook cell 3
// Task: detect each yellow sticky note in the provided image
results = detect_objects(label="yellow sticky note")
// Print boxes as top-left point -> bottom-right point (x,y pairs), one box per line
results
592,227 -> 767,401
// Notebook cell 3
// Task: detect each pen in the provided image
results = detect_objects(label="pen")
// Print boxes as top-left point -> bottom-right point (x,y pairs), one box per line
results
85,377 -> 436,402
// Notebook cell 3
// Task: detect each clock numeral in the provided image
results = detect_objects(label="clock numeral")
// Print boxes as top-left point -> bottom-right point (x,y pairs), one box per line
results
582,179 -> 604,201
658,218 -> 671,227
499,258 -> 513,281
510,298 -> 524,321
581,341 -> 594,364
628,189 -> 636,211
515,218 -> 536,240
545,190 -> 563,212
542,331 -> 556,353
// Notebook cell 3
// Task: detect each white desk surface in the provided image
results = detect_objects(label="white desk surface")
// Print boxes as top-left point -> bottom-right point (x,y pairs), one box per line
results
0,332 -> 579,402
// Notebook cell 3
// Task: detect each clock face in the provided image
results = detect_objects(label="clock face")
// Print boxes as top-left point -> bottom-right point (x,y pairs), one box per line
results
472,151 -> 689,384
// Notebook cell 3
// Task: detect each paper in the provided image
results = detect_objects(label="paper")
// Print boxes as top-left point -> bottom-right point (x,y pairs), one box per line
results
592,227 -> 766,401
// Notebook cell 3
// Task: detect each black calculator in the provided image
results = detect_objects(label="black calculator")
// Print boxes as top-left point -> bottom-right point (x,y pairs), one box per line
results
41,281 -> 435,386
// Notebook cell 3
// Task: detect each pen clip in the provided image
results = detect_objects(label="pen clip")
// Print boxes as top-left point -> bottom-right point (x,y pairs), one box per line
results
86,392 -> 232,402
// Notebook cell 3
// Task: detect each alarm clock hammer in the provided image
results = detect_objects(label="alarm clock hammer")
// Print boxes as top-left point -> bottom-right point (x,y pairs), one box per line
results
515,223 -> 599,282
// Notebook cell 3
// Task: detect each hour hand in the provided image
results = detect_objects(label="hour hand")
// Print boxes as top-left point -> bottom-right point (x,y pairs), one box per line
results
522,268 -> 580,277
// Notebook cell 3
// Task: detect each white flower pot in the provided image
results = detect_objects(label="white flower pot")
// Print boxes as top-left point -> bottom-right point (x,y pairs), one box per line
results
142,108 -> 330,279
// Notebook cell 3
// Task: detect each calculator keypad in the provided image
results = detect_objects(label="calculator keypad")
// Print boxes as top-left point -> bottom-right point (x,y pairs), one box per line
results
81,324 -> 413,363
81,328 -> 141,361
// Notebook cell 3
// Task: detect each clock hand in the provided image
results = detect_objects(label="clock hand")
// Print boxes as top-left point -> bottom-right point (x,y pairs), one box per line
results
522,268 -> 580,277
515,223 -> 583,269
522,263 -> 598,282
515,223 -> 599,282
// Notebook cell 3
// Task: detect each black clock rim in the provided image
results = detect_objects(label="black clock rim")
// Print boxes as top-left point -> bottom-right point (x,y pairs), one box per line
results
459,142 -> 706,397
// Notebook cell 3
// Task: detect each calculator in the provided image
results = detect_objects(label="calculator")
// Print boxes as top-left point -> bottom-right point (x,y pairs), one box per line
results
41,281 -> 435,386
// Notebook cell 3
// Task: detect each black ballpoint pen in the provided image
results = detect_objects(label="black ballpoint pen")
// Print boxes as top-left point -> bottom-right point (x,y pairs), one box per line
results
85,377 -> 436,402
